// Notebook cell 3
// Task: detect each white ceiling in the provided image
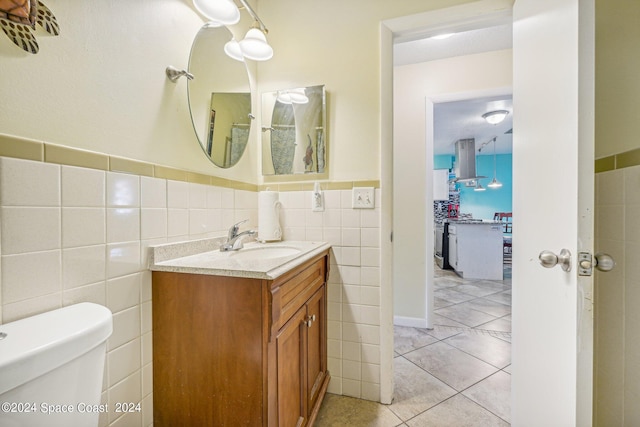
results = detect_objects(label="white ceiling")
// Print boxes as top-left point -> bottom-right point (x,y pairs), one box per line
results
394,24 -> 513,156
434,96 -> 512,155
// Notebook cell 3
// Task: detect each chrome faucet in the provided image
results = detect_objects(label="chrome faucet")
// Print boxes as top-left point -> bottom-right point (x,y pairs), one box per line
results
220,219 -> 256,251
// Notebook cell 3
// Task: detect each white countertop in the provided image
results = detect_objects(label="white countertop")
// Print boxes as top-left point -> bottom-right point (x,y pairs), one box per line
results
149,238 -> 331,280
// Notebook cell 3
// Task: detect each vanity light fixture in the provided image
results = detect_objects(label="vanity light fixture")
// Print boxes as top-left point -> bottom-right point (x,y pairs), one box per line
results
482,110 -> 509,125
487,137 -> 503,189
223,38 -> 244,61
276,88 -> 309,104
238,27 -> 273,61
193,0 -> 240,25
194,0 -> 273,61
229,0 -> 273,61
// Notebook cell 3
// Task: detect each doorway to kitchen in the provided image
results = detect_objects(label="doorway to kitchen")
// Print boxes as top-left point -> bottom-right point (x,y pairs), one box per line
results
388,5 -> 514,418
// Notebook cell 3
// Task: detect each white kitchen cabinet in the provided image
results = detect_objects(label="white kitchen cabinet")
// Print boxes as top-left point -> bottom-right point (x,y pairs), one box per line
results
448,222 -> 503,280
433,169 -> 449,201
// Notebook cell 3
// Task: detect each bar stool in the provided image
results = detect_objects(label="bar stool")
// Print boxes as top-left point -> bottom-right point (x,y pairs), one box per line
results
493,212 -> 512,264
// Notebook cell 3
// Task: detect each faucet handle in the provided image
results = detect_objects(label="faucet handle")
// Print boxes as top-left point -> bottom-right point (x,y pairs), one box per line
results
229,219 -> 249,238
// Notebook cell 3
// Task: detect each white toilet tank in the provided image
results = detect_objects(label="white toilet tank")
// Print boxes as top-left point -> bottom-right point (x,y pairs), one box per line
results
0,303 -> 113,427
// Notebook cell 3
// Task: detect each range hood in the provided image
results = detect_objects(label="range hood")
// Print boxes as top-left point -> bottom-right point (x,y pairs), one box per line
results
453,138 -> 486,182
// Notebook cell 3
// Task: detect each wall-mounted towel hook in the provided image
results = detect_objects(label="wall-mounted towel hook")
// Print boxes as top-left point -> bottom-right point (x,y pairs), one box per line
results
166,66 -> 194,82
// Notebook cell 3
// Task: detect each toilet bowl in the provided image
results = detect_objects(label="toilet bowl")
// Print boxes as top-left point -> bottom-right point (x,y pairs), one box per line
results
0,303 -> 113,427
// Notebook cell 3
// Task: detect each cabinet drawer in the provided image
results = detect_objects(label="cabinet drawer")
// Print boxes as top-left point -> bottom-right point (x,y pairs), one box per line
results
277,258 -> 325,327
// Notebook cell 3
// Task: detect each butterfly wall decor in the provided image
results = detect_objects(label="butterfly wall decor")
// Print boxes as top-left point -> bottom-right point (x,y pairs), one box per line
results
0,0 -> 59,54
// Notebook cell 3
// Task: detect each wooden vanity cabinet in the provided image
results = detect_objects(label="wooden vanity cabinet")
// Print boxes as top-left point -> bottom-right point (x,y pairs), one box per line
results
152,250 -> 330,427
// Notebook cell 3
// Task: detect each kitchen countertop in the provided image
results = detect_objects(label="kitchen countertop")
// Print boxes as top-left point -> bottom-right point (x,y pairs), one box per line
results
149,238 -> 331,280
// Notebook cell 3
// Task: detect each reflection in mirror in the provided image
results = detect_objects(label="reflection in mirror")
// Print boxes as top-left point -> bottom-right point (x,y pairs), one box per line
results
188,23 -> 252,168
262,85 -> 326,175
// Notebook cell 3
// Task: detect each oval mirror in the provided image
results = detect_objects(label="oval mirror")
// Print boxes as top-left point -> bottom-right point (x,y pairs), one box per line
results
188,23 -> 252,168
261,85 -> 326,175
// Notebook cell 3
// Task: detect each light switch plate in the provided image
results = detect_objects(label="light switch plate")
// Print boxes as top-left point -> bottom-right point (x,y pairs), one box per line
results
352,187 -> 375,209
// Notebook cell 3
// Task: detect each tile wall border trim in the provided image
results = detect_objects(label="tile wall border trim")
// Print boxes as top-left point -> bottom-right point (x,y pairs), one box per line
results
0,133 -> 380,191
596,147 -> 640,173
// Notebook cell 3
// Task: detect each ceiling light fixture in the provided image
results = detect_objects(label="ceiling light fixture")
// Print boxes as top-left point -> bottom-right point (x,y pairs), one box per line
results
487,137 -> 503,189
482,110 -> 509,125
474,181 -> 486,191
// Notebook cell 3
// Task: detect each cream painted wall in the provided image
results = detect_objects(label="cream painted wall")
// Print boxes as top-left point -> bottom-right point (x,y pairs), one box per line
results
393,49 -> 512,321
0,0 -> 258,182
595,0 -> 640,159
593,0 -> 640,424
0,0 -> 479,184
256,0 -> 474,183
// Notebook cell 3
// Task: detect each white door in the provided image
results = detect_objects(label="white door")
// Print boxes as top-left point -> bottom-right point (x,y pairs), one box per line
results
511,0 -> 594,425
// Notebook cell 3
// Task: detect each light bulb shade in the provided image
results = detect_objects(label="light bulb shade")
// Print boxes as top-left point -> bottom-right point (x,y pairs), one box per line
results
474,182 -> 486,191
482,110 -> 509,125
224,39 -> 244,61
239,28 -> 273,61
276,91 -> 292,104
487,178 -> 503,188
193,0 -> 240,25
288,88 -> 309,104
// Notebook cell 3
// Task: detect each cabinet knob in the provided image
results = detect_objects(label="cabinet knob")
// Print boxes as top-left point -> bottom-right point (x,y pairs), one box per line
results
304,314 -> 317,328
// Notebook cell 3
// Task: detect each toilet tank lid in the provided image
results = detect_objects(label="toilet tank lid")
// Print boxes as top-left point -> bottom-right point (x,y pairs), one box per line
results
0,303 -> 113,396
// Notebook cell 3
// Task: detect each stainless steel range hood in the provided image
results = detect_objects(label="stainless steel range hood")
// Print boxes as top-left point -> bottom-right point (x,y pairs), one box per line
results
453,138 -> 486,182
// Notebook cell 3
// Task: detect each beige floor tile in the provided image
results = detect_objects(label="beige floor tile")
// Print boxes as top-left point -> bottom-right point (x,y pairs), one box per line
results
457,297 -> 511,317
315,393 -> 403,427
462,370 -> 512,422
388,357 -> 457,420
404,341 -> 499,391
434,305 -> 498,328
444,331 -> 511,369
394,326 -> 439,355
406,395 -> 509,427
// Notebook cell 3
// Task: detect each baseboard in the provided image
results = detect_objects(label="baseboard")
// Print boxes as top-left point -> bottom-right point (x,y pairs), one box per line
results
393,315 -> 428,328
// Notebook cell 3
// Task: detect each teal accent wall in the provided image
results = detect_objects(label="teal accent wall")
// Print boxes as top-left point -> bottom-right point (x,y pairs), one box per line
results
434,155 -> 454,170
458,154 -> 512,220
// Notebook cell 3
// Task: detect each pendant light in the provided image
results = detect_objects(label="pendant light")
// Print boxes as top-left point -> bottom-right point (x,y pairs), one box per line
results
193,0 -> 240,25
487,137 -> 503,189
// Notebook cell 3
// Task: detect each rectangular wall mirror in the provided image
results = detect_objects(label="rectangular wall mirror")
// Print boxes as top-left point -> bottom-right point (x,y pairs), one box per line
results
261,85 -> 326,176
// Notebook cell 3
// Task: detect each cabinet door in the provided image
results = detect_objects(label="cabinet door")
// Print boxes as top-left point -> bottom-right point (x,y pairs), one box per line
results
306,287 -> 327,414
277,306 -> 308,427
449,234 -> 458,270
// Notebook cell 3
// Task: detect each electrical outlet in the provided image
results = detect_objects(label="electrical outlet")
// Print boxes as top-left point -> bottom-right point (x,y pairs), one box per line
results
352,187 -> 375,209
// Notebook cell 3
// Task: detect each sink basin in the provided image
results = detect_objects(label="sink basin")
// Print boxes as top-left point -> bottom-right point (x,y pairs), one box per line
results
229,246 -> 302,260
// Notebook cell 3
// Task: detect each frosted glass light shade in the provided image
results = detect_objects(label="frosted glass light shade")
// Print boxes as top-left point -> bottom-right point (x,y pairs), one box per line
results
224,39 -> 244,61
193,0 -> 240,25
239,28 -> 273,61
482,110 -> 509,125
288,88 -> 308,104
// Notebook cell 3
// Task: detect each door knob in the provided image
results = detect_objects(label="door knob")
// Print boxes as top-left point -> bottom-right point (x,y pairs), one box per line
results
578,251 -> 615,275
539,249 -> 572,272
594,253 -> 615,272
